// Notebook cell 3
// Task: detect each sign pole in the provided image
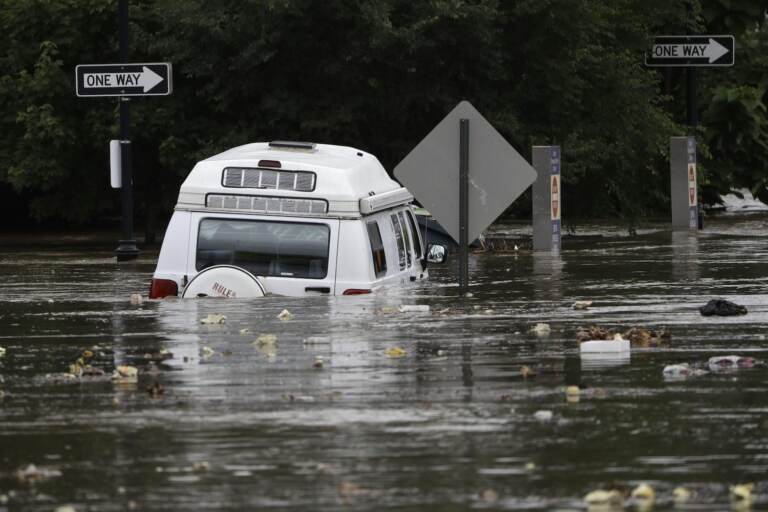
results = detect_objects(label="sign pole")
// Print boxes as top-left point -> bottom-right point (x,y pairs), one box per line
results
115,0 -> 139,261
459,119 -> 469,292
686,67 -> 697,127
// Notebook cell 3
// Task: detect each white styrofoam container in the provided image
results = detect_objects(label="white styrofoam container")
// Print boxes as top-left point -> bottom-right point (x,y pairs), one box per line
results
399,305 -> 430,313
579,339 -> 630,354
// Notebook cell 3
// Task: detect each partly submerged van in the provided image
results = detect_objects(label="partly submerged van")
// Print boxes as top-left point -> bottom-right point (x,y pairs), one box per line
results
149,141 -> 446,299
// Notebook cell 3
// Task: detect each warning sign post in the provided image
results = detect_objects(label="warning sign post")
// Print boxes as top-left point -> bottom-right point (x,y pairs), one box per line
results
671,137 -> 698,230
533,145 -> 561,253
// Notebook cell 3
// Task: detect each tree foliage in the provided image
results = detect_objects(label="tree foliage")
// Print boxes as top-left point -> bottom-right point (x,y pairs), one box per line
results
0,0 -> 765,226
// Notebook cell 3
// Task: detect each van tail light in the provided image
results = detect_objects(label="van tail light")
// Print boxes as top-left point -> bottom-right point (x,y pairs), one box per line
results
342,288 -> 372,295
149,278 -> 178,299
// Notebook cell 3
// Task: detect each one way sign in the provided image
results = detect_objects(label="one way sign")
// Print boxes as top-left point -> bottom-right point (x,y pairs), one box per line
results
75,63 -> 172,97
645,35 -> 734,67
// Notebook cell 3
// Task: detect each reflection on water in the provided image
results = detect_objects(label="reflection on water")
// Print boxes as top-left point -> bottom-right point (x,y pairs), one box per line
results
1,217 -> 768,510
672,230 -> 700,283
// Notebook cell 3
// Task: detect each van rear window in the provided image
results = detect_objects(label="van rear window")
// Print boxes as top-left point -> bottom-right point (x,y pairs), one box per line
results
196,218 -> 330,279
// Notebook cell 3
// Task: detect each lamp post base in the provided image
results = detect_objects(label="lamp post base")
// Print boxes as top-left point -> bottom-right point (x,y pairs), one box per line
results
115,239 -> 140,262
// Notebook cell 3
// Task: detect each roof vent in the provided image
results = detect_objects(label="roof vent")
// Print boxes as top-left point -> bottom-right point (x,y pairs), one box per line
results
223,167 -> 316,192
269,140 -> 316,151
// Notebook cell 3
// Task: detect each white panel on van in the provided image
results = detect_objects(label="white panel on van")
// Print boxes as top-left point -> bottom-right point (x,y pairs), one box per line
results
154,211 -> 192,285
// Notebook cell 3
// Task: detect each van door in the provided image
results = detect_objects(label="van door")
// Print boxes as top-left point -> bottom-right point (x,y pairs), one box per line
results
189,212 -> 339,297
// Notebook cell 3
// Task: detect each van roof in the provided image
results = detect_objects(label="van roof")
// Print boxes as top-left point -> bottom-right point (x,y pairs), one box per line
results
175,142 -> 413,218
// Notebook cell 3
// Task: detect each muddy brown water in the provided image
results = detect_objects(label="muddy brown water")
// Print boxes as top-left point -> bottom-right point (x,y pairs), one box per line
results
1,216 -> 767,511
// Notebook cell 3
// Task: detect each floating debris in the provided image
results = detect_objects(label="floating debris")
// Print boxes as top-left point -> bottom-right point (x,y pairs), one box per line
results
147,382 -> 164,398
376,306 -> 399,315
577,325 -> 670,348
580,336 -> 630,354
479,488 -> 499,502
14,463 -> 62,484
112,365 -> 138,382
520,365 -> 535,378
277,309 -> 293,321
303,336 -> 331,345
663,363 -> 708,378
565,385 -> 580,403
672,486 -> 691,504
399,304 -> 430,313
708,355 -> 759,371
313,356 -> 324,369
623,327 -> 670,348
576,325 -> 612,343
533,410 -> 553,422
200,346 -> 215,359
68,350 -> 104,377
530,323 -> 551,336
192,461 -> 210,472
200,314 -> 226,325
573,300 -> 593,310
0,346 -> 5,358
129,293 -> 143,305
385,347 -> 407,358
54,506 -> 76,512
253,334 -> 278,347
631,483 -> 655,508
730,483 -> 753,503
700,299 -> 747,316
584,489 -> 623,507
239,328 -> 250,335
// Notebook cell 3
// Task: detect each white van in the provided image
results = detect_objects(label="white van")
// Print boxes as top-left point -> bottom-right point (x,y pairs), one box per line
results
148,141 -> 446,299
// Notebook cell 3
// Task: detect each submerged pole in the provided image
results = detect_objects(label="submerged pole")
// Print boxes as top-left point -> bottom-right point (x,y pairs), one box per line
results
670,136 -> 698,231
114,0 -> 139,261
532,146 -> 562,254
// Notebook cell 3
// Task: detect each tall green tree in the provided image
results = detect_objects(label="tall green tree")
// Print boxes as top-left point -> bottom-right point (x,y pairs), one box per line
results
0,0 -> 765,227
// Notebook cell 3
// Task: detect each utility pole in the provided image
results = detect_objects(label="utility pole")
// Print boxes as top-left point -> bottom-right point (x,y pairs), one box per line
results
114,0 -> 139,261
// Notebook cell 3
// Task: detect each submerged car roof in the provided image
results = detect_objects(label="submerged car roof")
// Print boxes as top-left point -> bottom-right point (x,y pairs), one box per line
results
176,142 -> 411,218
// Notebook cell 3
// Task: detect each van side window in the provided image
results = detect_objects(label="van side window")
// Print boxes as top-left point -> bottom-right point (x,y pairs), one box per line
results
390,213 -> 407,270
406,210 -> 423,259
397,211 -> 413,268
366,221 -> 387,278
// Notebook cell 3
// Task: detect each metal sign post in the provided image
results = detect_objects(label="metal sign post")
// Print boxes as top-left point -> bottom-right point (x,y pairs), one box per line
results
646,31 -> 733,231
458,119 -> 469,291
75,0 -> 172,261
114,0 -> 139,261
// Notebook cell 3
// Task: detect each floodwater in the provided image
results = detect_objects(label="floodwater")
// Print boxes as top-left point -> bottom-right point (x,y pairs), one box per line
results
1,215 -> 767,511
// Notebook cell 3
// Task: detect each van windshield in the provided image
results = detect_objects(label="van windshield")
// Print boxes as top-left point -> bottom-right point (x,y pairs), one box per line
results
196,218 -> 330,279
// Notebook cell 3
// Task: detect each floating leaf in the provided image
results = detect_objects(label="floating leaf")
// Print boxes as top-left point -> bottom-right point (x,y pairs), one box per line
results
385,347 -> 407,358
253,334 -> 277,347
112,365 -> 138,381
200,314 -> 226,325
573,300 -> 592,310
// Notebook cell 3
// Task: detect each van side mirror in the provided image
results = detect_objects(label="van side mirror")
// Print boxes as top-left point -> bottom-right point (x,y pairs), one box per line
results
426,244 -> 447,264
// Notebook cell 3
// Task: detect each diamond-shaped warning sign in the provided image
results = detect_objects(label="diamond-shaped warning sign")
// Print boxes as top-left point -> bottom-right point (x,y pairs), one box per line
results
394,101 -> 537,244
